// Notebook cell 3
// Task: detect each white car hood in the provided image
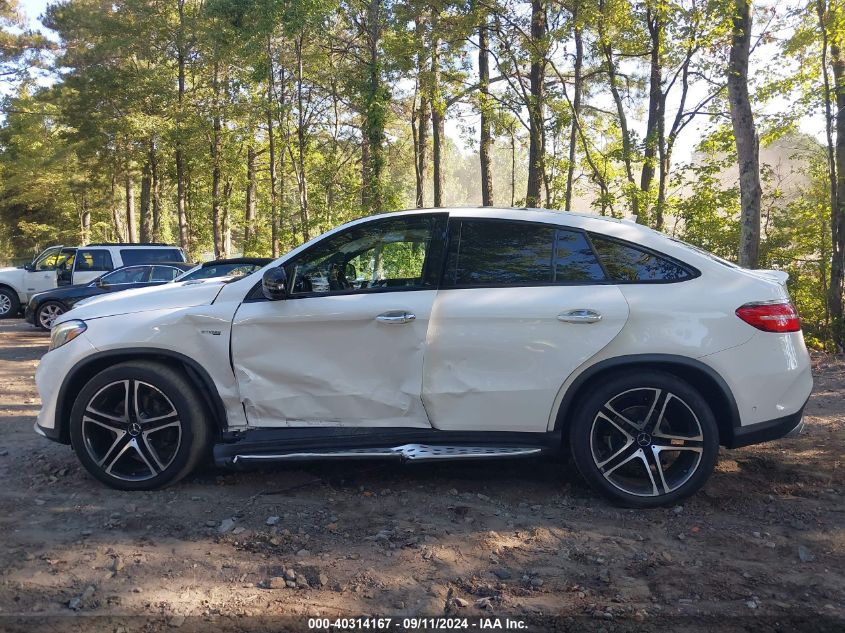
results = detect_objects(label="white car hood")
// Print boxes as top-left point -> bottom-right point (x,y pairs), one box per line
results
62,280 -> 228,323
0,266 -> 23,281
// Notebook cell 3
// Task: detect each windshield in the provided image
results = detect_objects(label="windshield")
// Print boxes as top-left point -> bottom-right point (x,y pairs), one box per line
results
177,262 -> 263,281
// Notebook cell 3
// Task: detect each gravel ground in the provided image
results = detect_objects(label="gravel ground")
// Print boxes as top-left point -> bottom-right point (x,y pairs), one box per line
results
0,318 -> 842,632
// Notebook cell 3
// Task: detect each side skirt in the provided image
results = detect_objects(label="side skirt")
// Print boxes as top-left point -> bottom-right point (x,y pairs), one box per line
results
213,426 -> 561,467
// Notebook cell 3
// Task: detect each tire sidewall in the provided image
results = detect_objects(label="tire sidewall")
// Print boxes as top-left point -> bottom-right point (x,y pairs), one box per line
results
36,301 -> 65,331
69,363 -> 204,491
569,370 -> 719,508
0,288 -> 20,319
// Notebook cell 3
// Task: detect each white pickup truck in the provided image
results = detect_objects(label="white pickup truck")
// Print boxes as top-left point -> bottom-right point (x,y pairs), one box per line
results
0,243 -> 186,318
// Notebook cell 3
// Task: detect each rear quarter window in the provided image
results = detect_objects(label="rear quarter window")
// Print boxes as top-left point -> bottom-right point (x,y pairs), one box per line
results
120,248 -> 185,266
590,235 -> 693,282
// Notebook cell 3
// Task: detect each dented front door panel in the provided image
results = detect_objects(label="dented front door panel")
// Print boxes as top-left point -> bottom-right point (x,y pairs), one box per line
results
230,291 -> 436,428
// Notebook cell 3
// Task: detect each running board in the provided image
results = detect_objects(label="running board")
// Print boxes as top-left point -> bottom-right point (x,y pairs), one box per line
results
230,443 -> 543,465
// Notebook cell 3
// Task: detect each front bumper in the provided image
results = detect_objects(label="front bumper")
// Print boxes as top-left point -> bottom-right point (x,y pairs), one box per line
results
23,300 -> 35,324
35,333 -> 98,444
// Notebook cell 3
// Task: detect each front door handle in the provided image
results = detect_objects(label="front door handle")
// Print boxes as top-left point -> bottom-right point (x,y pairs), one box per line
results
557,309 -> 602,324
376,310 -> 416,324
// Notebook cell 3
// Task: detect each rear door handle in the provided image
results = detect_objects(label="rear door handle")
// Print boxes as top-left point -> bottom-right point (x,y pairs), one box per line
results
557,309 -> 602,324
376,310 -> 416,324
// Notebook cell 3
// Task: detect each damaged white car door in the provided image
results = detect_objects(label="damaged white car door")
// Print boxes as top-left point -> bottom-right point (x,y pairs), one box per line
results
231,213 -> 447,428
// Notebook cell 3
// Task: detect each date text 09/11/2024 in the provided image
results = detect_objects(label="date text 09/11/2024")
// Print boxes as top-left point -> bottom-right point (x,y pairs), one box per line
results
306,617 -> 529,630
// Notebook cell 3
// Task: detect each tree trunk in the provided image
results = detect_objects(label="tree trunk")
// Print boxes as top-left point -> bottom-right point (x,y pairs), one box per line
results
728,0 -> 762,268
639,7 -> 663,224
110,172 -> 126,241
211,61 -> 224,259
413,16 -> 429,209
150,144 -> 161,241
362,0 -> 385,213
267,38 -> 279,256
245,144 -> 257,252
80,193 -> 90,245
125,174 -> 136,243
431,27 -> 444,207
175,0 -> 189,251
564,15 -> 582,211
479,15 -> 494,207
828,18 -> 845,349
525,0 -> 546,207
139,155 -> 152,243
295,35 -> 310,240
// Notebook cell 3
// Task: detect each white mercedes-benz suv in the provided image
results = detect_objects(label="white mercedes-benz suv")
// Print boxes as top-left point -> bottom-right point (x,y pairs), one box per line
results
34,208 -> 812,507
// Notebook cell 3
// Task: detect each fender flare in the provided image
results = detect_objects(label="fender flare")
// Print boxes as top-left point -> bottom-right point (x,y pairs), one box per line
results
553,353 -> 741,441
50,348 -> 228,444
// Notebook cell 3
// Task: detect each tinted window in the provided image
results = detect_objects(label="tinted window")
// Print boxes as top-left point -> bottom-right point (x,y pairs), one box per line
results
590,236 -> 691,282
120,248 -> 184,265
101,266 -> 150,284
445,220 -> 604,286
288,216 -> 438,295
150,266 -> 183,281
554,230 -> 606,282
75,249 -> 114,272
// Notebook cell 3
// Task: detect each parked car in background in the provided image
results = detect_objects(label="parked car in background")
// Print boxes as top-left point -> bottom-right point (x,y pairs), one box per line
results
25,262 -> 193,330
176,257 -> 272,282
0,243 -> 186,319
35,209 -> 811,507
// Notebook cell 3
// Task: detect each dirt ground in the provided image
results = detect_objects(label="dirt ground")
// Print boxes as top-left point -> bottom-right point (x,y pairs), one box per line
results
0,319 -> 843,632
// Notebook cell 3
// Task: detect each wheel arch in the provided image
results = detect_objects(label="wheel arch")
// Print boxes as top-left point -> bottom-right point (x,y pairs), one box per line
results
553,354 -> 741,447
53,348 -> 228,444
0,283 -> 22,303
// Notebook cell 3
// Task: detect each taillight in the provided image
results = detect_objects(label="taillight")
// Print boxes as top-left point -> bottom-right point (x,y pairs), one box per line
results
735,301 -> 801,333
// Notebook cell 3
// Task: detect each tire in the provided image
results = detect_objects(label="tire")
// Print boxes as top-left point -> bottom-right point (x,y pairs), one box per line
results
69,361 -> 211,491
568,370 -> 719,508
36,301 -> 66,331
0,287 -> 20,319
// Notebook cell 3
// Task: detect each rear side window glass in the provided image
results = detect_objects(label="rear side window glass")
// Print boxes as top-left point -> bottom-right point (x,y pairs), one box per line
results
150,266 -> 182,281
590,236 -> 691,282
75,249 -> 114,272
446,220 -> 553,286
554,230 -> 606,282
444,220 -> 605,286
120,248 -> 184,265
102,266 -> 149,284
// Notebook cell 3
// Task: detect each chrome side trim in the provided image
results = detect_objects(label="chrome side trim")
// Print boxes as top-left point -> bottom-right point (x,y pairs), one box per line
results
231,444 -> 543,464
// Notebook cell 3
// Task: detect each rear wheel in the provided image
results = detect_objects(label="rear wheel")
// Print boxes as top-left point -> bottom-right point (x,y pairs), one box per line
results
0,287 -> 19,319
36,301 -> 66,330
69,361 -> 210,490
569,370 -> 719,508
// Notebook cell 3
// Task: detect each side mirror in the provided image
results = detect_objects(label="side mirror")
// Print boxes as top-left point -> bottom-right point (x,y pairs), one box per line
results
96,277 -> 109,288
262,267 -> 287,301
23,262 -> 33,272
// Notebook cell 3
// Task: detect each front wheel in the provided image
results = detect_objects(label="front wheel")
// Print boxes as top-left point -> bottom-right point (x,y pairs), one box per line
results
69,361 -> 210,490
569,370 -> 719,508
36,301 -> 66,330
0,287 -> 20,319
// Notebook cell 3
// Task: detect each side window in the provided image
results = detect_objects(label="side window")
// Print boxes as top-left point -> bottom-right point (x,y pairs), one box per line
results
444,220 -> 605,286
120,248 -> 184,265
150,266 -> 181,281
287,215 -> 442,296
101,266 -> 149,284
554,230 -> 606,282
75,249 -> 114,272
590,235 -> 692,282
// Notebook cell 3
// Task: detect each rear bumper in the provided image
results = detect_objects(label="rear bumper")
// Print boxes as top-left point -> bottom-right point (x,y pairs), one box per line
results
725,398 -> 808,448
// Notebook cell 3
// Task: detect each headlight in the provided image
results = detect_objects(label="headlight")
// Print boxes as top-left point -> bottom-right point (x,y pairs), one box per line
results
49,319 -> 87,352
